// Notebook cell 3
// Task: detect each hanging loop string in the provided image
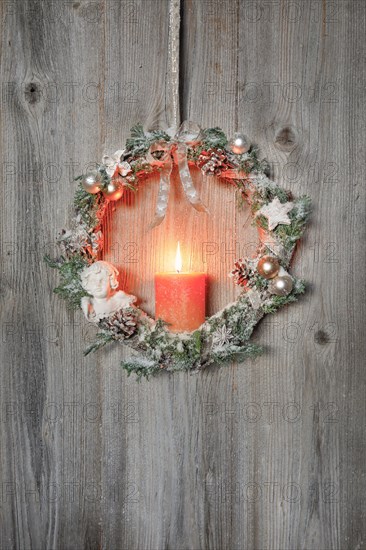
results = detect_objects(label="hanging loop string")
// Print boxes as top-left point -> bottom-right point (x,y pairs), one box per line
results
168,0 -> 181,129
146,2 -> 208,228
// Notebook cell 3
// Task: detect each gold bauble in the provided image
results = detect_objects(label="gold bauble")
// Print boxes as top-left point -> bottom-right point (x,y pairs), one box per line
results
82,171 -> 102,194
257,256 -> 280,279
269,275 -> 293,296
103,179 -> 124,201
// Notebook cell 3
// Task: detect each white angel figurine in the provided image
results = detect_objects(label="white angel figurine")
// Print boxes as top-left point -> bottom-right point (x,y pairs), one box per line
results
80,261 -> 136,322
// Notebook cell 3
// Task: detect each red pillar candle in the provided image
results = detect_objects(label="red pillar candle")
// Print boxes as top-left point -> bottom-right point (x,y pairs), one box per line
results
155,243 -> 206,332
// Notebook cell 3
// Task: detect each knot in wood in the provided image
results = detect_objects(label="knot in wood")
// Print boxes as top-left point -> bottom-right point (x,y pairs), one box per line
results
25,82 -> 41,104
274,126 -> 298,152
314,330 -> 330,345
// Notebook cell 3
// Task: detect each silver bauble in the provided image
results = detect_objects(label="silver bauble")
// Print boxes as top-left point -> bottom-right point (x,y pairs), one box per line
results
228,133 -> 250,155
82,171 -> 102,194
269,275 -> 294,296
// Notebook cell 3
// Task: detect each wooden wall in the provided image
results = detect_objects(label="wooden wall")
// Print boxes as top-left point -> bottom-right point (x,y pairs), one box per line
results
1,0 -> 365,548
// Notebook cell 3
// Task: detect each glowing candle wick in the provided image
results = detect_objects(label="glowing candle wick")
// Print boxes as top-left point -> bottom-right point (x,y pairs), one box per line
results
175,241 -> 182,273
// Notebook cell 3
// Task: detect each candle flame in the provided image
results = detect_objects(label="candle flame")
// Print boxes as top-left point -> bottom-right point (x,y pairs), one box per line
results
175,241 -> 182,273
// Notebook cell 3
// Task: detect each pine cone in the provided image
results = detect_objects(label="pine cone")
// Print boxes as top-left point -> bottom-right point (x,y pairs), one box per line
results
98,308 -> 138,339
197,148 -> 228,176
230,259 -> 250,287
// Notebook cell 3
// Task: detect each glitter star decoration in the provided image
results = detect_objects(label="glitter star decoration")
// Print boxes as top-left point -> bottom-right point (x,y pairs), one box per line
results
256,197 -> 294,231
212,326 -> 233,348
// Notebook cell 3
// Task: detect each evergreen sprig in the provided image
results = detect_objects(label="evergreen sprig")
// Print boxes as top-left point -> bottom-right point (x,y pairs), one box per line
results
274,195 -> 311,249
74,182 -> 105,228
201,127 -> 228,149
125,123 -> 170,157
44,253 -> 89,309
211,342 -> 263,364
84,332 -> 114,356
236,146 -> 269,174
122,359 -> 160,380
125,124 -> 150,156
262,279 -> 306,314
97,165 -> 111,189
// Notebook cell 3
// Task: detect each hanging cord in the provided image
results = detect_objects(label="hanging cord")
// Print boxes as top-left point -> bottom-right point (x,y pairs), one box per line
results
147,0 -> 208,228
168,0 -> 181,128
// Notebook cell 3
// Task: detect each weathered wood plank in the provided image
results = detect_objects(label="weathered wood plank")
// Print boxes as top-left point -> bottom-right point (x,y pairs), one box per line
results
99,1 -> 260,548
1,1 -> 366,549
0,0 -> 170,548
179,1 -> 366,549
0,0 -> 106,547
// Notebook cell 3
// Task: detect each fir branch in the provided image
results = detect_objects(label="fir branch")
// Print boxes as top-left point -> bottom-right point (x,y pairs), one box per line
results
274,195 -> 311,248
125,123 -> 170,157
166,336 -> 201,371
235,146 -> 269,174
292,195 -> 312,222
130,122 -> 145,138
125,123 -> 149,156
253,212 -> 268,230
201,127 -> 228,149
44,255 -> 62,270
148,128 -> 171,143
193,330 -> 202,354
84,332 -> 114,356
248,146 -> 270,174
121,359 -> 161,380
97,165 -> 111,189
262,279 -> 306,314
187,145 -> 204,162
235,342 -> 264,360
44,253 -> 89,309
74,183 -> 106,228
262,294 -> 298,314
204,297 -> 260,344
212,342 -> 263,364
131,158 -> 154,177
250,175 -> 290,205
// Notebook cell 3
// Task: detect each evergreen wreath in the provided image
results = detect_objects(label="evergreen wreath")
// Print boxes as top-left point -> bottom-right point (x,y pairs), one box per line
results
45,122 -> 311,379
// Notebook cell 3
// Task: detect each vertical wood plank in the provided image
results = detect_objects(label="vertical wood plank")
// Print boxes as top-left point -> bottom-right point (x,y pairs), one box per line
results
0,0 -> 170,548
0,0 -> 106,547
179,0 -> 366,549
0,1 -> 366,549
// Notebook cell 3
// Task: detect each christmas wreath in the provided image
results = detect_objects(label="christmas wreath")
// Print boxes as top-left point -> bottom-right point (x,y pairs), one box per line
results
45,121 -> 311,379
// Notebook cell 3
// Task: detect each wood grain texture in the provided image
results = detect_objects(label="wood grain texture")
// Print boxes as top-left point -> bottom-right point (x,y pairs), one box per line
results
1,1 -> 365,549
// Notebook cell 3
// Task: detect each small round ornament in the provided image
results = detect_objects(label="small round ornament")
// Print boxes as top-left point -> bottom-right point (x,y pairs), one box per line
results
103,179 -> 123,201
257,256 -> 280,279
82,171 -> 102,194
228,133 -> 250,155
269,275 -> 293,296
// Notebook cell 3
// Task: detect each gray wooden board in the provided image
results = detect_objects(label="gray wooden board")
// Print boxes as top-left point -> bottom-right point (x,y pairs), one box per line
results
0,0 -> 365,549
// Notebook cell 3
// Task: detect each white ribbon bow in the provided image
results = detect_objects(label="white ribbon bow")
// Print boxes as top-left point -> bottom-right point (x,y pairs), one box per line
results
102,150 -> 131,178
146,120 -> 209,228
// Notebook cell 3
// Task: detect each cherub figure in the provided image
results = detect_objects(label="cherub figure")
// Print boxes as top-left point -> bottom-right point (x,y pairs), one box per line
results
80,261 -> 136,322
